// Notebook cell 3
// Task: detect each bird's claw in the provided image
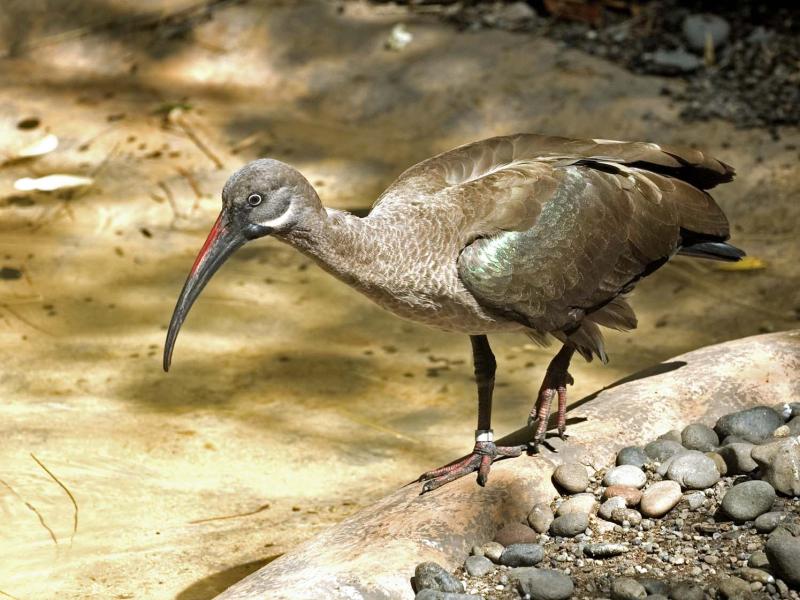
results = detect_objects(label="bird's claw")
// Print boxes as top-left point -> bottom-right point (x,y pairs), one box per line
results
416,441 -> 525,494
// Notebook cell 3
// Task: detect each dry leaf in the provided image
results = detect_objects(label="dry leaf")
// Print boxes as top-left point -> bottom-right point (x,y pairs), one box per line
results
18,134 -> 59,158
14,174 -> 94,192
715,256 -> 767,271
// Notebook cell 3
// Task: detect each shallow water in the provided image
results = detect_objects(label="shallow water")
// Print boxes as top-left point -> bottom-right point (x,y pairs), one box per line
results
0,1 -> 798,598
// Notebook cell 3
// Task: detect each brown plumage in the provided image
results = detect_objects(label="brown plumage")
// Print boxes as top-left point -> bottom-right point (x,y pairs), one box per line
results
164,134 -> 742,493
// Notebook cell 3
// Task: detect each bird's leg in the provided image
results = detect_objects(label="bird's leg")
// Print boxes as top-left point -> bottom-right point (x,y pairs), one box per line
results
528,344 -> 575,449
417,335 -> 526,494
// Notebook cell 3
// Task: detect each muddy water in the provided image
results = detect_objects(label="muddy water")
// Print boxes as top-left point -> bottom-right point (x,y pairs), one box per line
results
0,1 -> 798,599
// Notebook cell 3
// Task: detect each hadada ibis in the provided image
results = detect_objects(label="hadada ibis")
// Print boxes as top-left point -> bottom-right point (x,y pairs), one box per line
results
163,134 -> 743,493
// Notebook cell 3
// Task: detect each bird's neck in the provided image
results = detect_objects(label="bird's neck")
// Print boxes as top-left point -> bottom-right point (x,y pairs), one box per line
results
278,208 -> 379,287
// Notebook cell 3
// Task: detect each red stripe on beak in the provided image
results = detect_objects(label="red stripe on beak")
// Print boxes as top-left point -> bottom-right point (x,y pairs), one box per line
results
190,212 -> 225,276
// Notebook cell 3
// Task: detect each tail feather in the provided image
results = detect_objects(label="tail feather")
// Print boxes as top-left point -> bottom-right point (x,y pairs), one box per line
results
678,241 -> 745,262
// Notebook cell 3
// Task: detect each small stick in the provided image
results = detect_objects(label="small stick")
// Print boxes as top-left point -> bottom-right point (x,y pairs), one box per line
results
31,453 -> 79,547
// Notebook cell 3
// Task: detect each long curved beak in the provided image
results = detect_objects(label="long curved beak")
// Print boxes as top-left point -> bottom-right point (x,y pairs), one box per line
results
163,211 -> 246,372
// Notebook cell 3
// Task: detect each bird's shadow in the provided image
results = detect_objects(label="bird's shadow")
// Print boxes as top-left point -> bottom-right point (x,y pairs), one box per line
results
174,555 -> 282,600
498,360 -> 687,447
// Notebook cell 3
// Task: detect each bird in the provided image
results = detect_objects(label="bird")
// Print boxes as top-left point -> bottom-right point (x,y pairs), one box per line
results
163,133 -> 743,493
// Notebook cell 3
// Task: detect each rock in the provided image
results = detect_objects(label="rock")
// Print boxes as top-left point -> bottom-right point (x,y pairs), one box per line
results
415,590 -> 482,600
790,403 -> 800,418
754,512 -> 790,534
527,503 -> 554,533
552,463 -> 590,494
748,551 -> 770,570
644,49 -> 702,74
717,576 -> 752,600
773,425 -> 791,437
584,543 -> 628,558
658,429 -> 683,443
414,562 -> 464,593
706,451 -> 727,475
638,578 -> 669,596
714,406 -> 783,444
681,423 -> 720,451
738,567 -> 773,584
721,481 -> 776,522
751,437 -> 800,496
493,1 -> 537,31
512,568 -> 574,600
684,491 -> 706,509
500,543 -> 545,567
494,522 -> 537,546
599,496 -> 628,520
611,577 -> 647,600
655,449 -> 690,477
772,403 -> 794,421
603,485 -> 642,507
603,465 -> 647,489
617,446 -> 649,468
769,522 -> 800,541
721,435 -> 748,446
667,451 -> 720,489
479,541 -> 504,563
469,545 -> 482,557
644,439 -> 685,462
640,481 -> 682,517
556,493 -> 597,516
669,580 -> 704,600
610,507 -> 642,527
549,513 -> 588,537
682,13 -> 730,51
718,443 -> 758,474
765,535 -> 800,587
464,555 -> 494,577
786,416 -> 800,435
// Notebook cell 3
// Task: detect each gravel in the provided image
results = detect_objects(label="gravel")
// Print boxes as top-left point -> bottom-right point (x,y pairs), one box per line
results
720,480 -> 776,522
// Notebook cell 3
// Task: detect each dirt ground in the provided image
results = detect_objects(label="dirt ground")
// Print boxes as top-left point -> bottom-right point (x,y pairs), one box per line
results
0,1 -> 798,599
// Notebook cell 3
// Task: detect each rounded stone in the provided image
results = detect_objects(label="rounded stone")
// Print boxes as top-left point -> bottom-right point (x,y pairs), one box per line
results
479,541 -> 504,563
714,406 -> 784,444
414,561 -> 464,593
552,462 -> 590,494
464,555 -> 494,577
603,485 -> 642,507
682,13 -> 730,51
556,493 -> 597,516
603,465 -> 647,489
681,423 -> 719,451
549,513 -> 589,537
716,576 -> 752,600
611,577 -> 647,600
751,437 -> 800,496
667,450 -> 720,489
644,439 -> 685,462
658,429 -> 683,443
754,511 -> 789,534
640,480 -> 682,517
638,578 -> 669,596
512,568 -> 574,600
683,491 -> 706,509
610,507 -> 642,527
718,443 -> 758,474
706,451 -> 727,475
721,481 -> 776,522
494,522 -> 537,546
748,551 -> 770,570
669,580 -> 704,600
616,446 -> 648,468
499,543 -> 545,567
527,503 -> 554,534
765,535 -> 800,587
599,496 -> 628,520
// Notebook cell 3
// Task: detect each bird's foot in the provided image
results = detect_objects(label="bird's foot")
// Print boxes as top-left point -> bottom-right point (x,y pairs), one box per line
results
527,369 -> 574,450
416,441 -> 525,494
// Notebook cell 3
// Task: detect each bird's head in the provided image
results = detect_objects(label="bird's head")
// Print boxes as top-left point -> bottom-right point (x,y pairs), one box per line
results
163,159 -> 321,371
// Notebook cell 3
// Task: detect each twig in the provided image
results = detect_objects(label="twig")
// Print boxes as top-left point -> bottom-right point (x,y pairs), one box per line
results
158,181 -> 183,226
30,454 -> 79,547
0,304 -> 53,336
0,589 -> 22,600
0,478 -> 57,547
170,110 -> 225,169
189,503 -> 271,525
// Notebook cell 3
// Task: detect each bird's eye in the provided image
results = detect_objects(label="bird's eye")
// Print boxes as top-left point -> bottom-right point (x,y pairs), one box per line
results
247,193 -> 262,207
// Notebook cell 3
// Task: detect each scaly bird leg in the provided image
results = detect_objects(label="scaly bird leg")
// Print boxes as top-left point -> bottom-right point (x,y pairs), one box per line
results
416,335 -> 525,494
528,344 -> 575,449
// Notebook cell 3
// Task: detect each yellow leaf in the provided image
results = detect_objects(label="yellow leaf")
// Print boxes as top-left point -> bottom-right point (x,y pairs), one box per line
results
715,256 -> 766,271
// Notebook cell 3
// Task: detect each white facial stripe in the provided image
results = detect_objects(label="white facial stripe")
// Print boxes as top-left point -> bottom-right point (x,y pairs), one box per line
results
260,206 -> 294,229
